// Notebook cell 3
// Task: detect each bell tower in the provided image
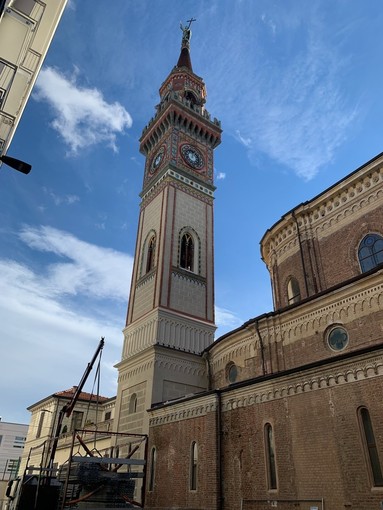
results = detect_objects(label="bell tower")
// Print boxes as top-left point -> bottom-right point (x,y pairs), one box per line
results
115,21 -> 221,436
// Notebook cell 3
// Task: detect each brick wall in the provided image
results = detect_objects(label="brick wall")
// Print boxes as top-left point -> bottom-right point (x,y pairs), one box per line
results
147,351 -> 383,510
262,159 -> 383,309
146,411 -> 218,510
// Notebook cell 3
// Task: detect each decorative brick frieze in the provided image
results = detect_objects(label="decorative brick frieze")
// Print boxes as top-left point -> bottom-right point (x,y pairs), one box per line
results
149,393 -> 217,427
262,160 -> 383,267
260,159 -> 383,309
123,308 -> 215,359
221,351 -> 383,412
119,349 -> 206,385
208,271 -> 383,384
140,91 -> 221,157
209,333 -> 256,373
171,267 -> 206,286
123,314 -> 159,358
136,269 -> 156,289
149,349 -> 383,427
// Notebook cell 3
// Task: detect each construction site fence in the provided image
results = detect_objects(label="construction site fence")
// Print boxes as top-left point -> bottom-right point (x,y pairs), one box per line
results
241,499 -> 324,510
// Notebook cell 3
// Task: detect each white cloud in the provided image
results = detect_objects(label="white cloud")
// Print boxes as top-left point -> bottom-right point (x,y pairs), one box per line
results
43,187 -> 80,206
34,67 -> 132,154
1,226 -> 134,422
235,130 -> 252,148
216,172 -> 226,180
206,3 -> 358,180
19,225 -> 133,300
0,225 -> 244,421
260,13 -> 277,36
215,305 -> 243,333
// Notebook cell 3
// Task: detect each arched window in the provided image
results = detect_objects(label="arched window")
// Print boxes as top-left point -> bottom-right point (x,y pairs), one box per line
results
145,235 -> 156,273
36,411 -> 45,438
129,393 -> 137,414
359,407 -> 383,486
185,90 -> 198,109
287,277 -> 301,305
190,441 -> 198,490
180,233 -> 194,271
265,423 -> 277,490
149,447 -> 156,491
358,234 -> 383,272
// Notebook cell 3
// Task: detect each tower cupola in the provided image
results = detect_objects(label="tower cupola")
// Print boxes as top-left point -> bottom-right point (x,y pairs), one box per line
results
176,19 -> 194,71
139,20 -> 221,193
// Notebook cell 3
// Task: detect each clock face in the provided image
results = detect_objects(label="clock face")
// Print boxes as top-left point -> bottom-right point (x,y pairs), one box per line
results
150,148 -> 164,173
181,144 -> 204,170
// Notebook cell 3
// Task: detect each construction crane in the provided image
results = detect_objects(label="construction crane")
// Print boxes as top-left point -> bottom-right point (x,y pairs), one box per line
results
5,338 -> 106,510
5,338 -> 148,510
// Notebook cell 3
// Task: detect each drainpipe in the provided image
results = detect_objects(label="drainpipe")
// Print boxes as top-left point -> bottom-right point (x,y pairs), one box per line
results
202,351 -> 212,390
291,211 -> 309,297
254,320 -> 266,376
216,391 -> 223,510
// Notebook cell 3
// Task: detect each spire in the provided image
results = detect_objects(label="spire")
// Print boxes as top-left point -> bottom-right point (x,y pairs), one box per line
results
177,18 -> 196,71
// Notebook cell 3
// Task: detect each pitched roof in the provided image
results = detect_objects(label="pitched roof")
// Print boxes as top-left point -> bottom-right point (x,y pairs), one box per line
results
54,386 -> 109,402
176,46 -> 193,71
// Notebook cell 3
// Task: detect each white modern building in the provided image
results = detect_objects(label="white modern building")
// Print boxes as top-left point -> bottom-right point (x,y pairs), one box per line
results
0,420 -> 28,508
0,420 -> 27,481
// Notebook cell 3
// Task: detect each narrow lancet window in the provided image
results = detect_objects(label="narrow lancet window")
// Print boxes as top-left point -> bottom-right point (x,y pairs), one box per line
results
287,277 -> 301,305
129,393 -> 137,414
180,233 -> 194,271
360,407 -> 383,486
149,447 -> 156,491
265,423 -> 277,490
190,441 -> 198,490
146,235 -> 156,273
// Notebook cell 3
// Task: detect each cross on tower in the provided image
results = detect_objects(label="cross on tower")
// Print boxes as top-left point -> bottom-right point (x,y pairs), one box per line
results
186,17 -> 196,29
180,18 -> 196,48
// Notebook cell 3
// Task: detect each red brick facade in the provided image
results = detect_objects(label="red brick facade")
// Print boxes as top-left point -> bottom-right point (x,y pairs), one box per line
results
261,156 -> 383,309
145,154 -> 383,510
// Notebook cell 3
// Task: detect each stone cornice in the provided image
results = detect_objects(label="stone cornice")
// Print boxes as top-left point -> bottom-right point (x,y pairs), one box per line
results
171,266 -> 207,286
149,393 -> 217,427
208,270 -> 383,371
140,167 -> 215,208
149,348 -> 383,426
136,268 -> 156,289
209,329 -> 256,372
261,157 -> 383,266
140,91 -> 221,156
221,350 -> 383,412
121,307 -> 215,360
117,344 -> 206,384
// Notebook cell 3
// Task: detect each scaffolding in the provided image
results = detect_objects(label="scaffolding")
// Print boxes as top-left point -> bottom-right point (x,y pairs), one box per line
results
241,499 -> 325,510
57,429 -> 148,509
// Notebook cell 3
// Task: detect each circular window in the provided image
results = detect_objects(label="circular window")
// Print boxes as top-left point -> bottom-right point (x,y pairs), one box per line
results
327,326 -> 349,351
227,363 -> 238,384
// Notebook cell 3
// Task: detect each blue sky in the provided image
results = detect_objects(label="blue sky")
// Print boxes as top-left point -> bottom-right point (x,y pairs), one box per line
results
1,0 -> 383,423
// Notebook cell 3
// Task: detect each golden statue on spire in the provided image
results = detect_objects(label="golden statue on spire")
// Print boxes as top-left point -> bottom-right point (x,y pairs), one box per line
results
180,17 -> 196,48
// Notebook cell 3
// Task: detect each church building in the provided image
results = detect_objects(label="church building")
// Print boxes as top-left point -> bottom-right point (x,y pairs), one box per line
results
14,20 -> 383,510
115,22 -> 383,510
